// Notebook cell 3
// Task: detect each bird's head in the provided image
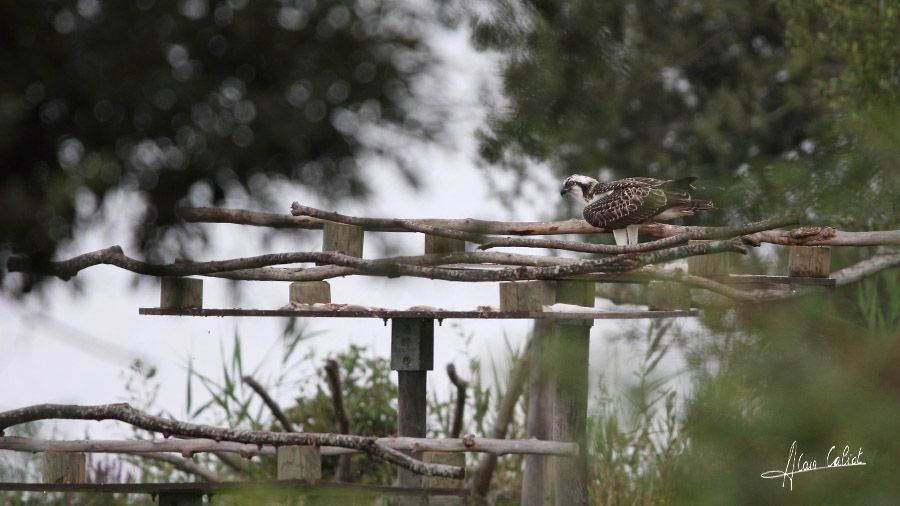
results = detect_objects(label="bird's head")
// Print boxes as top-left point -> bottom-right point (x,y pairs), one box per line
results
560,174 -> 598,204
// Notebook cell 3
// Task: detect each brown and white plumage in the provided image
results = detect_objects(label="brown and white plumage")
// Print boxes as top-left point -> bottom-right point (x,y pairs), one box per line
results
560,174 -> 713,245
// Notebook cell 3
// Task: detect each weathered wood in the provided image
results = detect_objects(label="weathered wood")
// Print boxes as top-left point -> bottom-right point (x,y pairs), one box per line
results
391,319 -> 435,371
425,235 -> 466,254
391,318 -> 435,494
0,480 -> 471,497
551,281 -> 592,506
687,240 -> 732,277
397,371 -> 428,491
522,320 -> 555,506
0,436 -> 577,457
160,278 -> 203,309
647,281 -> 691,311
499,281 -> 555,312
140,306 -> 698,320
289,281 -> 331,304
0,404 -> 462,479
551,323 -> 590,506
158,492 -> 203,506
277,446 -> 322,481
789,245 -> 831,278
42,451 -> 86,484
322,222 -> 364,257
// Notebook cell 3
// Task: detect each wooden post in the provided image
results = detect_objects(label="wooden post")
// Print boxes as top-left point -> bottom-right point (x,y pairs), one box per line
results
687,239 -> 732,277
424,235 -> 466,255
789,246 -> 831,278
289,281 -> 331,304
391,318 -> 434,493
646,280 -> 691,311
504,281 -> 557,506
158,493 -> 204,506
160,278 -> 203,309
322,222 -> 364,257
42,452 -> 86,483
499,281 -> 554,312
277,445 -> 322,480
551,281 -> 593,506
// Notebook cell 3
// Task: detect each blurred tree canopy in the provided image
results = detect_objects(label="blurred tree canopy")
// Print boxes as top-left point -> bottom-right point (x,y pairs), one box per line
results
0,0 -> 447,279
472,0 -> 898,228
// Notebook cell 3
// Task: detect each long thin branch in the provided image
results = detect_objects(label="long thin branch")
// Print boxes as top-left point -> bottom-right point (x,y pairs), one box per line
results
323,359 -> 352,482
241,376 -> 295,432
0,404 -> 462,479
292,203 -> 795,254
139,453 -> 222,482
182,206 -> 594,235
446,364 -> 469,439
741,227 -> 900,246
0,436 -> 576,457
476,215 -> 803,253
7,241 -> 746,283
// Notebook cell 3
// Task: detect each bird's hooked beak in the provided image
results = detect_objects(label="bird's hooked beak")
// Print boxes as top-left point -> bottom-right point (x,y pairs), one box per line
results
560,183 -> 572,197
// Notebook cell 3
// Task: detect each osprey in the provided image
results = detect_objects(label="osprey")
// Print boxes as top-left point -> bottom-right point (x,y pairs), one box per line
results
560,174 -> 713,246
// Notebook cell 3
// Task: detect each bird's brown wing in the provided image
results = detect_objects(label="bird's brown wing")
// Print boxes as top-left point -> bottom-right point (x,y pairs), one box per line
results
583,185 -> 668,229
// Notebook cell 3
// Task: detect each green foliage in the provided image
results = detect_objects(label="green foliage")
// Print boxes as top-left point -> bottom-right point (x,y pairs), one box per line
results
284,343 -> 399,484
0,0 -> 448,282
590,321 -> 684,505
669,297 -> 900,505
471,0 -> 898,229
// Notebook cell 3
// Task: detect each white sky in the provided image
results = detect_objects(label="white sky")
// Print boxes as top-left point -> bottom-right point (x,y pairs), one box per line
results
0,16 -> 690,447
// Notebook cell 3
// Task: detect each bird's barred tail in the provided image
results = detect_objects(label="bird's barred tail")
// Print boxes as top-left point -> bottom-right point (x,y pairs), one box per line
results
686,199 -> 714,211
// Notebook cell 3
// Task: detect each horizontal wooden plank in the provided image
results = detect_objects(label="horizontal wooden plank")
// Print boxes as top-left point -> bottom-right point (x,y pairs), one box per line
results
0,480 -> 469,496
139,307 -> 698,320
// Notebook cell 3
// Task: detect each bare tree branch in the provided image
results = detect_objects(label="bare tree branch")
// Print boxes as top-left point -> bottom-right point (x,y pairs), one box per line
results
8,241 -> 747,283
741,227 -> 900,246
323,359 -> 352,482
0,403 -> 462,479
446,364 -> 469,439
182,206 -> 595,235
241,376 -> 295,432
139,453 -> 222,482
291,203 -> 798,254
0,436 -> 576,458
476,215 -> 803,253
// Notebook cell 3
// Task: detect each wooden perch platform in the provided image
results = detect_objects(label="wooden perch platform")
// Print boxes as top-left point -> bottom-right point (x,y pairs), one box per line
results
0,480 -> 470,497
139,307 -> 699,320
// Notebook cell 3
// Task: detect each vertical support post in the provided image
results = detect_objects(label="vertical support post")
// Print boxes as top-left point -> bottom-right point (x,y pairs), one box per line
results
789,246 -> 831,277
322,222 -> 364,257
424,234 -> 466,255
277,445 -> 323,480
391,318 -> 434,492
646,280 -> 691,311
42,452 -> 86,484
551,281 -> 593,506
160,278 -> 203,309
687,239 -> 732,277
158,493 -> 203,506
502,281 -> 555,506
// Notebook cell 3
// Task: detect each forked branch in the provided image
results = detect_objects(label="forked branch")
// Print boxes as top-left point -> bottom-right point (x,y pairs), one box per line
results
0,403 -> 462,479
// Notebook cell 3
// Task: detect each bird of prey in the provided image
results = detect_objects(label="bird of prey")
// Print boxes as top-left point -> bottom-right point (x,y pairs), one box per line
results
560,174 -> 713,246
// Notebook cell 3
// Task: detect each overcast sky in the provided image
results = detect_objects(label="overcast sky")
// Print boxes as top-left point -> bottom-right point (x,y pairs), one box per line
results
0,15 -> 689,449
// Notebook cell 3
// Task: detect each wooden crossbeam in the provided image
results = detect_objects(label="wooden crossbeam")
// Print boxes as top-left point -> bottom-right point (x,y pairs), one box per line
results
139,307 -> 698,320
